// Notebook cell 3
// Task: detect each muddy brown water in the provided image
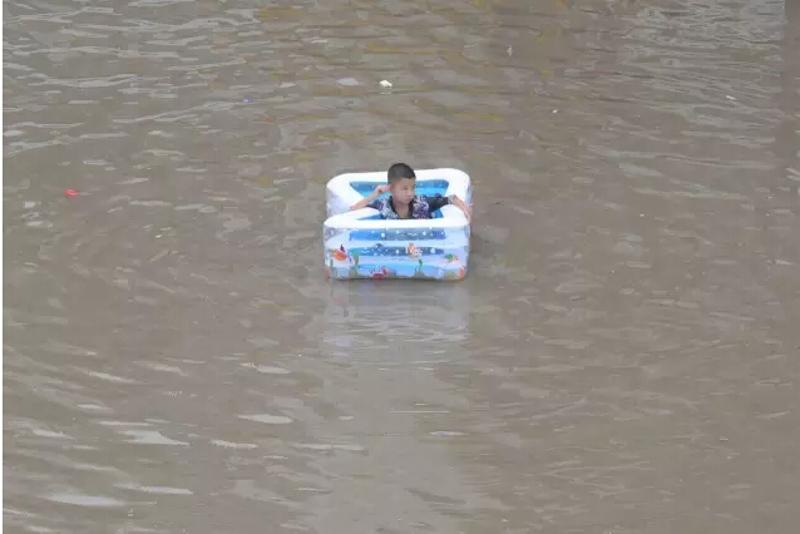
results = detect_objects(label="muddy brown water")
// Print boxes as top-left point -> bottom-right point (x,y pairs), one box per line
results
4,0 -> 800,532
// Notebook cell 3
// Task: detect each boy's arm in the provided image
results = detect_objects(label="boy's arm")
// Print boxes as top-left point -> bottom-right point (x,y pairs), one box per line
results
448,194 -> 471,222
350,195 -> 374,210
350,184 -> 389,210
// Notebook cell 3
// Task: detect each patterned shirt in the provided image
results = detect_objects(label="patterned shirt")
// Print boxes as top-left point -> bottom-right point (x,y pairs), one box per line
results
368,194 -> 451,220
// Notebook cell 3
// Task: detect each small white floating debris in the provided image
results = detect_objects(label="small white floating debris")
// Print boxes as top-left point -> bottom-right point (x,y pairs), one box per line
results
506,45 -> 513,56
379,79 -> 393,88
725,95 -> 736,101
337,77 -> 360,87
552,109 -> 559,114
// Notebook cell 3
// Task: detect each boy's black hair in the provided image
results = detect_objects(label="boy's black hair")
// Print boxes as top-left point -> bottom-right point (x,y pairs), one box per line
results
387,162 -> 416,183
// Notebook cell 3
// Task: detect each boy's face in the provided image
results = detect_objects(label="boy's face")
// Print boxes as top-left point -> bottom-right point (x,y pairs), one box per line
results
390,177 -> 416,205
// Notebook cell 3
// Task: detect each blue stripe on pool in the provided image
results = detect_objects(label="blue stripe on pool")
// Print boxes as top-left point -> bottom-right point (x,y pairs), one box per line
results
348,228 -> 447,241
353,209 -> 444,223
349,246 -> 444,257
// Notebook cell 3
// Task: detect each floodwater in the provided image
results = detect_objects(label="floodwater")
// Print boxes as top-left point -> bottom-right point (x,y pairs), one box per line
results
4,0 -> 799,532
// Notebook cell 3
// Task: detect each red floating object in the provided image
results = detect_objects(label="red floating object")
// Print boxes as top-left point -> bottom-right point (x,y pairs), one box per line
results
64,188 -> 78,198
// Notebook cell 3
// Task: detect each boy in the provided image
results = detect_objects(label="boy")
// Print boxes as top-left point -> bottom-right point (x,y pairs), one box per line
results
349,163 -> 471,220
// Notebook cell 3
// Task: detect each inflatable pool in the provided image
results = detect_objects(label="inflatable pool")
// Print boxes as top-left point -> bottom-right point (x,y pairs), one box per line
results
324,168 -> 472,281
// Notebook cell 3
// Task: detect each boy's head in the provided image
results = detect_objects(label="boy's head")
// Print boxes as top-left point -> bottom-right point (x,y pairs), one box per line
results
387,162 -> 416,205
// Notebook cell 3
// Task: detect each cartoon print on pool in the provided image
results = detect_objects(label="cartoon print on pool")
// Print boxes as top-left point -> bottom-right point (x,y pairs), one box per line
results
331,244 -> 348,262
371,266 -> 396,279
407,242 -> 421,258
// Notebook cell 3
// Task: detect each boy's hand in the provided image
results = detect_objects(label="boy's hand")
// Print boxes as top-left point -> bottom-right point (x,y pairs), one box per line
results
450,195 -> 471,222
373,184 -> 390,196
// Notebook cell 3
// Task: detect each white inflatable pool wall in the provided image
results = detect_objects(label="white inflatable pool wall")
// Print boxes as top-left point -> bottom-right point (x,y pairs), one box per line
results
323,168 -> 472,281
